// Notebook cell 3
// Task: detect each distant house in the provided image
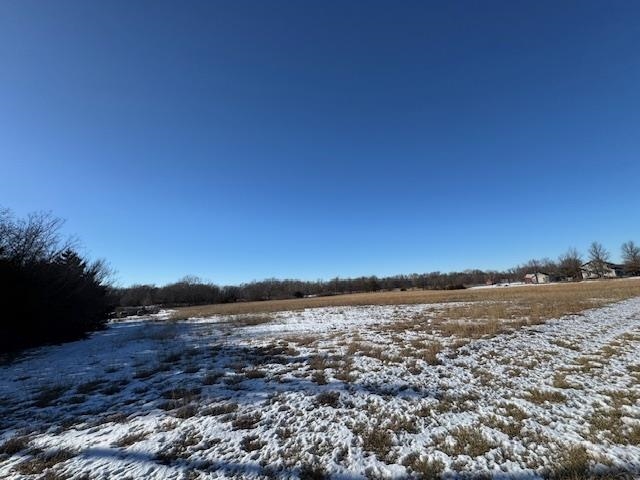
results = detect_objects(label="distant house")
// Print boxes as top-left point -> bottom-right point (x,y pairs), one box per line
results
580,261 -> 625,279
524,272 -> 550,284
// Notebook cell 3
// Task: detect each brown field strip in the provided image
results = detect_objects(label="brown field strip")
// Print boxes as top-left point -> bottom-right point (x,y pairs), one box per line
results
171,277 -> 640,320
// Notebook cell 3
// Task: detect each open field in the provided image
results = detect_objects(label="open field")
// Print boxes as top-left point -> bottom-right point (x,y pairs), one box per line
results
1,280 -> 640,479
173,277 -> 640,320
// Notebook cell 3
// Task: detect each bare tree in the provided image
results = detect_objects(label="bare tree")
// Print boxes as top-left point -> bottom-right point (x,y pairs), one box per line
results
524,258 -> 542,271
621,241 -> 640,276
558,248 -> 583,281
587,241 -> 611,278
0,210 -> 75,265
520,257 -> 558,276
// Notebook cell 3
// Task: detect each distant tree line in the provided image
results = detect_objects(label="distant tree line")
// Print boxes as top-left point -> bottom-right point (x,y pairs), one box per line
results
115,241 -> 640,309
113,270 -> 489,308
4,207 -> 639,353
0,209 -> 113,353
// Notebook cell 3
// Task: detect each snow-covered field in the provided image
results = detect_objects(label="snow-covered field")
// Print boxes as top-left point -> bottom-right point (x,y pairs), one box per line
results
1,298 -> 640,479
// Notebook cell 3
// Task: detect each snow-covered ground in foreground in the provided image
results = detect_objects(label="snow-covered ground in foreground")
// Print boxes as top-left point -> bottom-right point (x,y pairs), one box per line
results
1,299 -> 640,479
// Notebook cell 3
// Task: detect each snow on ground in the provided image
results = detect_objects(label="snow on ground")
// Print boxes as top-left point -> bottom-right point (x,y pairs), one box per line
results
1,299 -> 640,479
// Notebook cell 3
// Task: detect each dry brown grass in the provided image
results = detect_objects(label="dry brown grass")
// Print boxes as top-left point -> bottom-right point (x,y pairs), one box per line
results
240,434 -> 266,452
402,452 -> 445,479
550,445 -> 591,479
159,387 -> 201,413
334,357 -> 356,383
502,403 -> 530,422
526,388 -> 567,404
231,412 -> 262,430
0,435 -> 30,455
75,379 -> 106,395
15,449 -> 76,475
574,356 -> 603,373
550,339 -> 580,351
32,384 -> 69,408
442,425 -> 496,457
598,344 -> 621,359
112,430 -> 150,448
588,401 -> 640,446
484,413 -> 523,437
588,405 -> 625,439
201,401 -> 238,417
552,372 -> 575,389
315,391 -> 340,407
627,364 -> 640,373
436,318 -> 510,339
415,341 -> 443,365
357,425 -> 394,460
171,278 -> 640,320
155,430 -> 203,464
606,389 -> 640,408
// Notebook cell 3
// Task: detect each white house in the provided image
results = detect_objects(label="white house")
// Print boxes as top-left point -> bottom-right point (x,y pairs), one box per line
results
581,261 -> 624,279
524,272 -> 550,284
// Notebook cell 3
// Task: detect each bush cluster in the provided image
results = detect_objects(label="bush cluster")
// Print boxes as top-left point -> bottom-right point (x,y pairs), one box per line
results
0,209 -> 112,353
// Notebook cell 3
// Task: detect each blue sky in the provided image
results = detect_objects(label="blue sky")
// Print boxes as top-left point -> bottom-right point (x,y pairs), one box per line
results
1,1 -> 639,286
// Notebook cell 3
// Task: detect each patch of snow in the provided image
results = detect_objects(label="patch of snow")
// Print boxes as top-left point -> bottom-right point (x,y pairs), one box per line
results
1,299 -> 639,479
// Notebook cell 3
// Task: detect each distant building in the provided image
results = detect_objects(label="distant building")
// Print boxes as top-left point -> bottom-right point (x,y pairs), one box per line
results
580,261 -> 625,279
524,272 -> 550,284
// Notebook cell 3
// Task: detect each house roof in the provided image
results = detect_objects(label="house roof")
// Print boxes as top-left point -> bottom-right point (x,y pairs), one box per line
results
580,261 -> 624,269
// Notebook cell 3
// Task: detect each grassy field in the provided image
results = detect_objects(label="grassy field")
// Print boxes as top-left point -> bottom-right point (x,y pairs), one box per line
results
2,278 -> 640,478
172,277 -> 640,321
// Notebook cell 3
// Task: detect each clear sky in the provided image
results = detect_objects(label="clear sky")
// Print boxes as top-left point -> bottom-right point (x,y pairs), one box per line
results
1,1 -> 639,286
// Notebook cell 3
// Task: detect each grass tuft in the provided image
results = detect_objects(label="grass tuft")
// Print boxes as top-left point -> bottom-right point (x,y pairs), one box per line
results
0,435 -> 30,455
15,449 -> 76,475
358,425 -> 394,460
550,445 -> 590,479
315,391 -> 340,407
112,430 -> 149,448
33,384 -> 69,408
444,425 -> 495,458
231,412 -> 262,430
402,452 -> 445,479
527,389 -> 567,404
